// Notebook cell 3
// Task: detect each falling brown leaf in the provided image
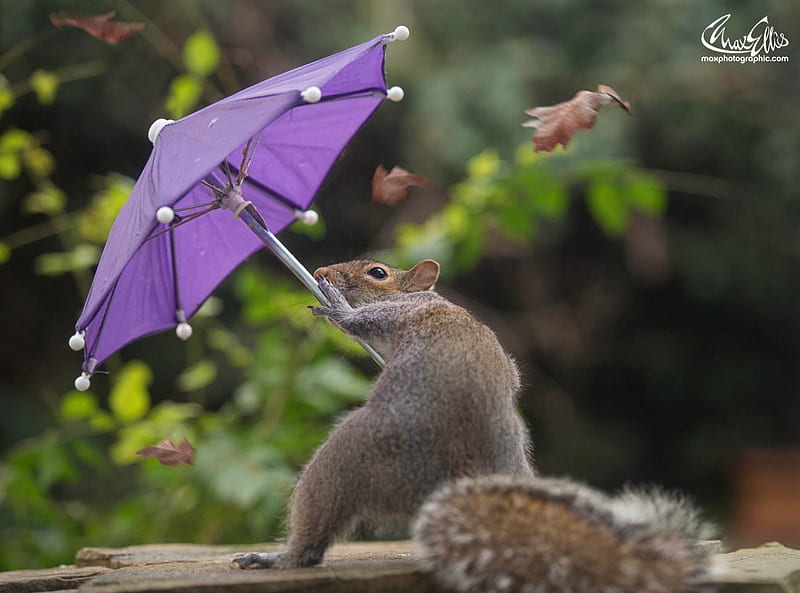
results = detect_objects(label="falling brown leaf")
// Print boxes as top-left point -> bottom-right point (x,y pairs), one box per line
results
522,85 -> 632,153
137,438 -> 196,466
371,165 -> 428,206
50,10 -> 144,45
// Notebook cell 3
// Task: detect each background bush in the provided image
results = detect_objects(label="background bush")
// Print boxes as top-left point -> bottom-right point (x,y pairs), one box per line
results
1,0 -> 798,569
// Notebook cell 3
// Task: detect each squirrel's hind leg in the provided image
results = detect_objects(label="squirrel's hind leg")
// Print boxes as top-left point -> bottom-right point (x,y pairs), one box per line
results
233,551 -> 281,569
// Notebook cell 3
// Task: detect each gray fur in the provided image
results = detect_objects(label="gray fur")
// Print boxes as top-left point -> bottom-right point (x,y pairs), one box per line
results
236,265 -> 533,569
414,475 -> 716,593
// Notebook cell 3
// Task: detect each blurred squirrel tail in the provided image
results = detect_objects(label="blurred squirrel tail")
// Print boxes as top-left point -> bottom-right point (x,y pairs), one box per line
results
413,475 -> 715,593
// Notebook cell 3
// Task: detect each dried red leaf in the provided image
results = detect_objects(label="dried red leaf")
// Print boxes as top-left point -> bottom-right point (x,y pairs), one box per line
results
371,165 -> 428,206
50,10 -> 144,45
522,85 -> 632,153
137,438 -> 196,466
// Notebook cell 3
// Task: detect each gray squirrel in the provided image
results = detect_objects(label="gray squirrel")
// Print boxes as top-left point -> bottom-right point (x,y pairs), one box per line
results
235,258 -> 534,569
234,259 -> 714,593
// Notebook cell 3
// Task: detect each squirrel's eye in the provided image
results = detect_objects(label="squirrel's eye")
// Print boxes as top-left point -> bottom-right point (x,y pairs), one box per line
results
367,267 -> 388,280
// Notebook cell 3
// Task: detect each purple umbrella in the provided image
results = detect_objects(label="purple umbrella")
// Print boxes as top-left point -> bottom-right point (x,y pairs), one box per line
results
69,27 -> 411,390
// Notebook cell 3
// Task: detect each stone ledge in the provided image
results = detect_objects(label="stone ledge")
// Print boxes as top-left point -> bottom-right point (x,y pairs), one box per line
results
1,541 -> 799,593
705,542 -> 800,593
0,566 -> 113,593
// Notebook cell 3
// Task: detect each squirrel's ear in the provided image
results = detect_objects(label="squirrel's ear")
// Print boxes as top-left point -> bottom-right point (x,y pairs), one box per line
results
404,259 -> 440,291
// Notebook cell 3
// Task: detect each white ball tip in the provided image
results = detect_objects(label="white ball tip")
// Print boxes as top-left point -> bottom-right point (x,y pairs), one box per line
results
301,86 -> 322,103
387,86 -> 404,102
393,25 -> 410,41
148,118 -> 174,144
74,374 -> 91,391
156,206 -> 175,224
69,332 -> 85,351
300,210 -> 319,225
176,322 -> 193,341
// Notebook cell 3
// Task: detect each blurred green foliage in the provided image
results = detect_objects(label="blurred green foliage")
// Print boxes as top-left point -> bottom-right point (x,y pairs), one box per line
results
1,0 -> 798,570
0,259 -> 374,568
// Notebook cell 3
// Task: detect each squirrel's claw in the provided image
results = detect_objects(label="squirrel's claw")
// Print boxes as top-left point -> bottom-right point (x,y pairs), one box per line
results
310,305 -> 332,317
316,277 -> 352,311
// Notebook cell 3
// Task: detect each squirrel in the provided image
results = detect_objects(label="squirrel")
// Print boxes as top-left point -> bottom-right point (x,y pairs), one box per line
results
413,474 -> 716,593
234,258 -> 534,570
234,258 -> 714,592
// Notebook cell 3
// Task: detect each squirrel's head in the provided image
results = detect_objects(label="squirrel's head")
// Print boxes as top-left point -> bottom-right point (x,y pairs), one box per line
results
313,259 -> 440,307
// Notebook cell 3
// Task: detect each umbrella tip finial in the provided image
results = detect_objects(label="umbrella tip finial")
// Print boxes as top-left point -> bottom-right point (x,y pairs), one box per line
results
301,86 -> 322,103
69,330 -> 86,351
148,118 -> 175,144
176,323 -> 193,340
294,209 -> 319,225
175,309 -> 193,340
156,206 -> 175,225
392,25 -> 410,41
387,86 -> 405,102
74,372 -> 91,391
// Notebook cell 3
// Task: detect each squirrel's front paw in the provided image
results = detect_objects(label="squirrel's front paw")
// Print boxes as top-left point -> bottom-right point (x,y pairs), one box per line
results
310,305 -> 333,317
316,278 -> 352,311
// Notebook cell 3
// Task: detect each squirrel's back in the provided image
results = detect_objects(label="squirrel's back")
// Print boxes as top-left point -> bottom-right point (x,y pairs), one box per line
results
413,475 -> 714,593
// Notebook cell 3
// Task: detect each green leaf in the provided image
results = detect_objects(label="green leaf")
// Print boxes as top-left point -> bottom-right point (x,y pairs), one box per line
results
34,244 -> 100,276
442,203 -> 472,238
195,296 -> 223,318
22,184 -> 66,215
110,424 -> 156,465
586,181 -> 629,237
295,358 -> 371,409
0,154 -> 20,179
109,360 -> 152,424
37,431 -> 77,489
497,197 -> 535,242
149,401 -> 202,426
70,438 -> 107,473
165,74 -> 203,119
466,149 -> 501,179
626,173 -> 668,216
29,70 -> 59,105
0,242 -> 9,264
89,411 -> 115,432
60,391 -> 98,421
0,128 -> 32,151
22,146 -> 55,177
513,142 -> 541,167
532,182 -> 569,220
453,223 -> 486,271
78,174 -> 133,243
176,360 -> 217,392
183,30 -> 220,77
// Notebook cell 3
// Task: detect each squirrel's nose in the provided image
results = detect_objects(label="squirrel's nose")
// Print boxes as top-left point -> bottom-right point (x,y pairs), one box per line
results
313,267 -> 328,282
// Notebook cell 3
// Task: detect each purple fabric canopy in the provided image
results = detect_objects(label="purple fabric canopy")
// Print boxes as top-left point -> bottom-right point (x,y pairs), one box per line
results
74,34 -> 392,375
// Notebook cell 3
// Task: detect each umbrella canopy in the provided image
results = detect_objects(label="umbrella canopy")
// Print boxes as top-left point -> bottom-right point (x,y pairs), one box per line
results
70,27 -> 410,388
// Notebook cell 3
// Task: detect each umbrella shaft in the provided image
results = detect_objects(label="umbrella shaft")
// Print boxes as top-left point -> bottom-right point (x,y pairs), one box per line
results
238,207 -> 386,369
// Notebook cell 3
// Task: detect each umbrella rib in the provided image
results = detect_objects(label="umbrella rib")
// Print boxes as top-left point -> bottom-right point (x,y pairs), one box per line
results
315,87 -> 387,102
84,280 -> 118,368
144,206 -> 219,243
175,200 -> 218,213
168,229 -> 182,318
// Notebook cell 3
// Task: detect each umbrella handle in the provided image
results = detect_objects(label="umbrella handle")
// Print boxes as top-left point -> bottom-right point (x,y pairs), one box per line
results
238,207 -> 386,369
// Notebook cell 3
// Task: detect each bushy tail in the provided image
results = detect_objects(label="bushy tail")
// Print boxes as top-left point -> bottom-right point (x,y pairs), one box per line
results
413,475 -> 715,593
